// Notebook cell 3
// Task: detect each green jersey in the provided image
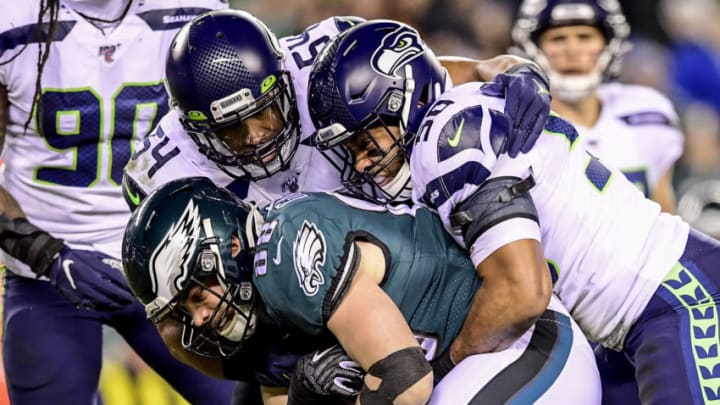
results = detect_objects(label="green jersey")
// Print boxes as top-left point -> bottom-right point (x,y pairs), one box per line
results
252,192 -> 479,356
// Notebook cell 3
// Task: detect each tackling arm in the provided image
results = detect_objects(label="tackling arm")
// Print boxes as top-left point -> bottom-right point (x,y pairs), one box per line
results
438,54 -> 534,84
433,175 -> 552,379
452,239 -> 551,358
327,241 -> 432,405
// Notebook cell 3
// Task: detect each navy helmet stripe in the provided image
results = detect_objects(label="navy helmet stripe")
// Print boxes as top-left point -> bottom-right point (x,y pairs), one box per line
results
136,7 -> 214,31
422,161 -> 491,208
469,310 -> 573,405
0,21 -> 76,58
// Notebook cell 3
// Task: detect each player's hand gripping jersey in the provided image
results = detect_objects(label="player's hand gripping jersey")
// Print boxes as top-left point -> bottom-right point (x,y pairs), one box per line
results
411,82 -> 690,349
252,192 -> 479,359
0,0 -> 225,277
578,83 -> 683,197
123,17 -> 363,208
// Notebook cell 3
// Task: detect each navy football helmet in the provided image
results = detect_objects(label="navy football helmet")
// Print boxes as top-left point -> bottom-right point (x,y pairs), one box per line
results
122,176 -> 262,358
511,0 -> 630,101
308,19 -> 448,203
165,9 -> 299,180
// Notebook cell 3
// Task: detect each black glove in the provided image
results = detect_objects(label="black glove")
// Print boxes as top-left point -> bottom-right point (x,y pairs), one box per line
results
430,349 -> 456,385
0,217 -> 135,311
288,344 -> 364,405
486,62 -> 551,157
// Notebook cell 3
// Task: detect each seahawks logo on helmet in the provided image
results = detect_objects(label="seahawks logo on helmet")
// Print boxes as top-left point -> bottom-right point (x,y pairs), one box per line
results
149,199 -> 202,302
371,26 -> 424,78
293,221 -> 326,296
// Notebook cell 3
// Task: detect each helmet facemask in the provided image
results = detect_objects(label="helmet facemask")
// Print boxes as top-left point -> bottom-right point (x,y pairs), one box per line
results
178,71 -> 300,181
177,236 -> 257,358
316,113 -> 414,204
144,225 -> 258,359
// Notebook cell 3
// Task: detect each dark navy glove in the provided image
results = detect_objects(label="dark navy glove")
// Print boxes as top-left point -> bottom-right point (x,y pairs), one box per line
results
487,63 -> 551,157
0,217 -> 135,311
44,247 -> 135,311
288,344 -> 363,404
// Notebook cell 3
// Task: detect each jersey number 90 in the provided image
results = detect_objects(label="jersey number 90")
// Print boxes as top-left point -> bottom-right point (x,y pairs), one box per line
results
35,82 -> 168,187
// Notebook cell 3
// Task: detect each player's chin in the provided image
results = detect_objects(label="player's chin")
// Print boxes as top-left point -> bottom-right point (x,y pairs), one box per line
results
261,150 -> 278,164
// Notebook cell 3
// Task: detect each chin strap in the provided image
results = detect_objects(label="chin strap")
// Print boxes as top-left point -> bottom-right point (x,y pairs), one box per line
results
245,202 -> 264,249
380,160 -> 413,203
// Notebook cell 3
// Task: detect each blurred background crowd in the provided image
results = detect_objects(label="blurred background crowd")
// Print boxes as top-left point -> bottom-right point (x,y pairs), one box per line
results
2,0 -> 719,403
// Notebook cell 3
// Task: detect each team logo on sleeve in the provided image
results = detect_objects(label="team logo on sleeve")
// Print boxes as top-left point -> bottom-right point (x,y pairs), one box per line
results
371,26 -> 424,78
149,200 -> 201,299
293,221 -> 327,296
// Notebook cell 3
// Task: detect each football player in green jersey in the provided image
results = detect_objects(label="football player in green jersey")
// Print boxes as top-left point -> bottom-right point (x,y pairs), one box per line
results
122,177 -> 600,404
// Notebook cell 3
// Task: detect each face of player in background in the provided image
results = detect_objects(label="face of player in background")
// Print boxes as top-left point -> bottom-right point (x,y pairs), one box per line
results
539,25 -> 607,80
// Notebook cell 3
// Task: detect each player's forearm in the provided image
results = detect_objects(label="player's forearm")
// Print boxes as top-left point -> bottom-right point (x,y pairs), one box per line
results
451,240 -> 551,361
451,281 -> 538,360
439,54 -> 535,84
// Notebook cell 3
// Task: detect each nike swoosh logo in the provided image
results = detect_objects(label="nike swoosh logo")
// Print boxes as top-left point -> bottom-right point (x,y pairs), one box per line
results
272,235 -> 284,265
62,259 -> 78,290
534,78 -> 549,95
312,345 -> 336,363
447,117 -> 465,147
124,180 -> 141,206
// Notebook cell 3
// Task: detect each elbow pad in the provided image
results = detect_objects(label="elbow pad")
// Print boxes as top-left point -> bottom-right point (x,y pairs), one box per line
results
449,176 -> 538,248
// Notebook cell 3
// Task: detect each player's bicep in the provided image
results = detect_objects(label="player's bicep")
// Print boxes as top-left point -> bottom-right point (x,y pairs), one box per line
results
326,241 -> 416,368
327,268 -> 418,372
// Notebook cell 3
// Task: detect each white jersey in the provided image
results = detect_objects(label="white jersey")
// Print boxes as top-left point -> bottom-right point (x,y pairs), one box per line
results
123,17 -> 363,208
576,83 -> 683,197
411,83 -> 690,349
0,0 -> 226,277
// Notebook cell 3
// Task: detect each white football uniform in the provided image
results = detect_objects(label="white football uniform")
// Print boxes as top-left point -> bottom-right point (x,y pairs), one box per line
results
577,82 -> 683,197
411,82 -> 690,350
123,17 -> 363,209
430,296 -> 600,404
0,0 -> 226,278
